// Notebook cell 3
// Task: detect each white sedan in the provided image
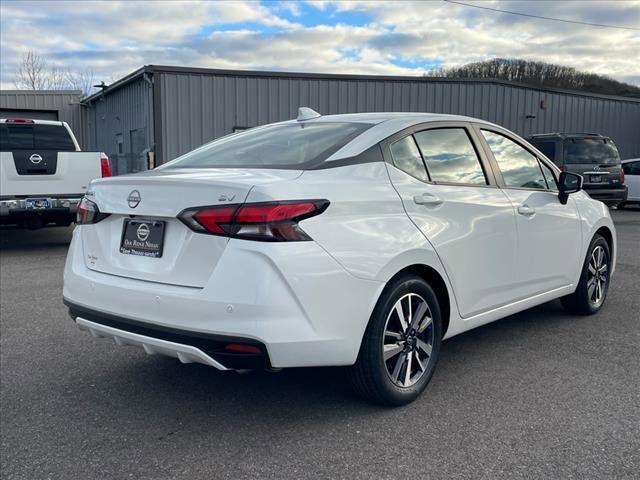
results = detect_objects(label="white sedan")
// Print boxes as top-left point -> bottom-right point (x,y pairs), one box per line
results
63,109 -> 616,405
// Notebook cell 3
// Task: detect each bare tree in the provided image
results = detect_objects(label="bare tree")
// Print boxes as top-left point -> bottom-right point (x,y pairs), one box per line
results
12,49 -> 96,97
65,69 -> 97,97
13,50 -> 52,90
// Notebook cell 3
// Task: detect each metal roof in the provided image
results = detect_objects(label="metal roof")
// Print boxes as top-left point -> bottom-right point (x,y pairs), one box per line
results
82,65 -> 640,105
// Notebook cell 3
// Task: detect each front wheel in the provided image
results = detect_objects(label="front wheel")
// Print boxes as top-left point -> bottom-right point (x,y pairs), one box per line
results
349,275 -> 442,406
561,234 -> 611,315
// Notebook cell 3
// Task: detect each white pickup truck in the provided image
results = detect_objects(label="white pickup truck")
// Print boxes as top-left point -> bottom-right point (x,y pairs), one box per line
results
0,118 -> 111,229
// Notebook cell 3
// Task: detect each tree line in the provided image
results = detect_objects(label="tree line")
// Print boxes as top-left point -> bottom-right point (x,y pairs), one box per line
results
427,58 -> 640,98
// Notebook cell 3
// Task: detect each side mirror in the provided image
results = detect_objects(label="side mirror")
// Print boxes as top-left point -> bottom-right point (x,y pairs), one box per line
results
558,171 -> 583,205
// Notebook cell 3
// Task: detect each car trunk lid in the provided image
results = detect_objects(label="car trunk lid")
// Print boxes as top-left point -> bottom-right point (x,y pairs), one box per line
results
80,168 -> 302,287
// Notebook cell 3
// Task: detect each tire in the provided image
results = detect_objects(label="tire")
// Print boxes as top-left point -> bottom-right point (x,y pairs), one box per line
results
349,274 -> 442,406
561,234 -> 611,315
617,202 -> 625,210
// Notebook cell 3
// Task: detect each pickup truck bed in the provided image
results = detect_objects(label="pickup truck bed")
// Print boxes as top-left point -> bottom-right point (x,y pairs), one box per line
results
0,118 -> 110,229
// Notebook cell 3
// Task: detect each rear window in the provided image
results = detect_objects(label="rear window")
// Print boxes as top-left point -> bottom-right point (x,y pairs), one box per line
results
531,141 -> 556,162
564,138 -> 620,164
166,122 -> 372,169
0,123 -> 76,151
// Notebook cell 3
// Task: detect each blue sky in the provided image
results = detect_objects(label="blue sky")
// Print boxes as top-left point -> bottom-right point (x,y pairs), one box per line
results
1,0 -> 638,91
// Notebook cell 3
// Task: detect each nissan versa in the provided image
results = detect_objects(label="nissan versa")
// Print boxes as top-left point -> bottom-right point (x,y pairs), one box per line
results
63,109 -> 616,405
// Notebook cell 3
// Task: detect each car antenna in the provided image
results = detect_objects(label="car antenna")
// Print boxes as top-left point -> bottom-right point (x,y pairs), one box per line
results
297,107 -> 321,121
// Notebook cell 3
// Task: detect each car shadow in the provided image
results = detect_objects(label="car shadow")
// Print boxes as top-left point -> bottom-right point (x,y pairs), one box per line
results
74,298 -> 578,431
0,225 -> 74,251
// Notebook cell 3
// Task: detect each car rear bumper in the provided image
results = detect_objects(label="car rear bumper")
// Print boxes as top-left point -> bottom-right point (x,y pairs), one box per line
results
63,227 -> 384,369
66,301 -> 270,370
584,186 -> 627,205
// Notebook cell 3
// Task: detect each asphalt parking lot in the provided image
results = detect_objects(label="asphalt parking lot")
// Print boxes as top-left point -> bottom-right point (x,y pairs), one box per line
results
1,208 -> 639,480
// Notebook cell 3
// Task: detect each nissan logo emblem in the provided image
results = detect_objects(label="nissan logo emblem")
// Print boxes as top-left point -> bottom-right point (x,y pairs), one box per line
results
127,190 -> 141,208
136,223 -> 150,241
29,153 -> 43,165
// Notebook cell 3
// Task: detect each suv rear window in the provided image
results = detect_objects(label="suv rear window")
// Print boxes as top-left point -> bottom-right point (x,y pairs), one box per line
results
531,141 -> 556,161
165,122 -> 371,169
564,138 -> 620,164
0,123 -> 76,151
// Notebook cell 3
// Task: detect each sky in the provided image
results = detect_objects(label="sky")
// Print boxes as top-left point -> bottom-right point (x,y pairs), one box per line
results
1,0 -> 639,91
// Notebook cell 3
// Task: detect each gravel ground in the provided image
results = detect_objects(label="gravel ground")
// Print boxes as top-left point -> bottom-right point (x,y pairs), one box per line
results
1,208 -> 639,480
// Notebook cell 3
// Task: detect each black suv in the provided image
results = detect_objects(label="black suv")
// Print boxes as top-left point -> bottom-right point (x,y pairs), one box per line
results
528,133 -> 627,206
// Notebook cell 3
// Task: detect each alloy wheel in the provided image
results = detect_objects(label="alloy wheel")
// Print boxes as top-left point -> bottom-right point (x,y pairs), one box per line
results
587,245 -> 608,306
382,293 -> 434,387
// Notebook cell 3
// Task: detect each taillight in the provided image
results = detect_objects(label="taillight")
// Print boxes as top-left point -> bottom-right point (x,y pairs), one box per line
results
620,168 -> 625,184
178,200 -> 329,241
76,197 -> 109,225
5,118 -> 34,124
100,153 -> 112,177
559,165 -> 567,172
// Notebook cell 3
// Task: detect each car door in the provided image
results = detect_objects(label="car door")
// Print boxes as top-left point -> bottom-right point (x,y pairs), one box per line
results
383,123 -> 519,318
476,127 -> 583,296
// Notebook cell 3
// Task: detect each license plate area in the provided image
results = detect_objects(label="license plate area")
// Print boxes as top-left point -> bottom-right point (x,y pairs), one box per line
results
120,218 -> 165,258
590,175 -> 603,183
25,198 -> 52,209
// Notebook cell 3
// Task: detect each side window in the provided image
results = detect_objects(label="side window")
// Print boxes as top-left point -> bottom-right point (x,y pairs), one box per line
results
389,135 -> 428,182
539,161 -> 558,191
482,130 -> 547,190
413,128 -> 487,185
532,141 -> 556,162
624,161 -> 640,175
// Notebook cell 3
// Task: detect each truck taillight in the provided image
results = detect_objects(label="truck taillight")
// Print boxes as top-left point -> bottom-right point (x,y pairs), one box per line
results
178,200 -> 330,241
5,118 -> 34,123
100,153 -> 112,177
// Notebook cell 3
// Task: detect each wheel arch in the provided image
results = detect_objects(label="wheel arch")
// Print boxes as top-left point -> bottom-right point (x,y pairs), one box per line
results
385,264 -> 452,337
595,225 -> 613,259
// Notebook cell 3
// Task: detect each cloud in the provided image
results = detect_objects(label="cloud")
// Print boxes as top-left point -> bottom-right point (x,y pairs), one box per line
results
1,0 -> 638,92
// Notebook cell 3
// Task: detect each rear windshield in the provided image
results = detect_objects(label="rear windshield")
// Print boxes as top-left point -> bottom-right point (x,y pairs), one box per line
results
530,141 -> 556,161
165,122 -> 371,169
564,138 -> 620,164
0,123 -> 76,151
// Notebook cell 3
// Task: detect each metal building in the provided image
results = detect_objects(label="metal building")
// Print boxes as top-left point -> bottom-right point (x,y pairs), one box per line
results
0,90 -> 85,147
83,65 -> 640,172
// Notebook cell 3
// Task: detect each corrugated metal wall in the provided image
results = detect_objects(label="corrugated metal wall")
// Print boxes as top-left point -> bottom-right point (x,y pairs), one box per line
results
0,90 -> 85,147
84,76 -> 154,174
156,72 -> 640,164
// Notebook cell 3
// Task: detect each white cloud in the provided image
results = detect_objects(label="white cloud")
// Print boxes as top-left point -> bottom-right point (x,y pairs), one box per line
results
0,0 -> 638,91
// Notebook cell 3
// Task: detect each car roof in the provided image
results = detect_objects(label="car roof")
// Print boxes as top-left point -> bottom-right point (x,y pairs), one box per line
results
281,112 -> 500,161
0,118 -> 65,126
297,111 -> 493,125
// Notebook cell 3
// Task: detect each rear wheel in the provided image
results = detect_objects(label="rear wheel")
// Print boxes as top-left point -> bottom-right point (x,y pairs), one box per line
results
349,275 -> 442,406
561,234 -> 611,315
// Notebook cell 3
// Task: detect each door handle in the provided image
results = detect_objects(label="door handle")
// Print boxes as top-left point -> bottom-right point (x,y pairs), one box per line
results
413,193 -> 443,206
517,204 -> 536,217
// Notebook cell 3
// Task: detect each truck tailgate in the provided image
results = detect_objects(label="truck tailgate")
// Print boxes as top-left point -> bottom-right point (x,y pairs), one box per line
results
0,151 -> 101,196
